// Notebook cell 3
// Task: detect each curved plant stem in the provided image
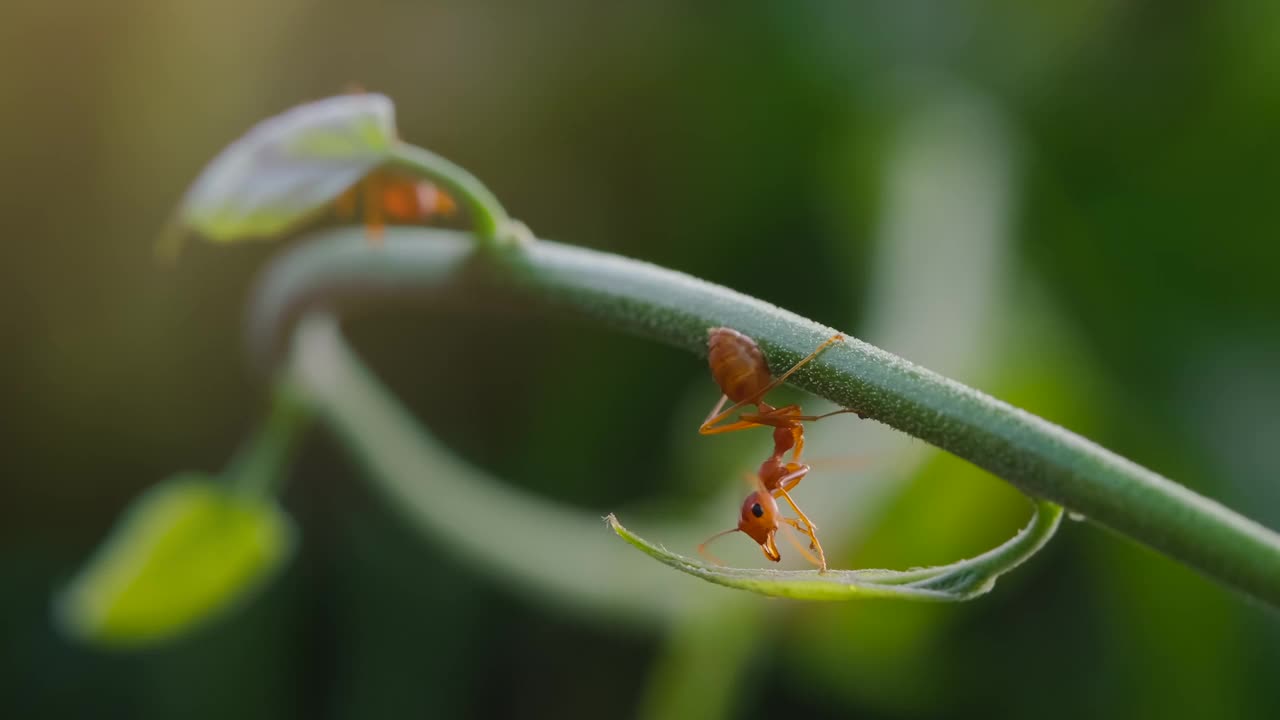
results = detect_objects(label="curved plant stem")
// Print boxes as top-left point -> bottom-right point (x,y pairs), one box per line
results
247,227 -> 1280,607
387,142 -> 515,247
286,312 -> 714,623
226,380 -> 312,497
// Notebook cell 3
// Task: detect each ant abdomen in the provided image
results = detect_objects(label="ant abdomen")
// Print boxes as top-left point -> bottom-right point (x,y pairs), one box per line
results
706,327 -> 772,405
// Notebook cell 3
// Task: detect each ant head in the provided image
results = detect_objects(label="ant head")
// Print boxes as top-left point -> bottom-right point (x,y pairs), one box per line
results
737,489 -> 781,562
697,484 -> 783,566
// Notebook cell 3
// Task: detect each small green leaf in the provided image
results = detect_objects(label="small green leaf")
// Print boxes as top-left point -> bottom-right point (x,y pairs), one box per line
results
56,474 -> 295,648
607,498 -> 1062,601
160,93 -> 398,257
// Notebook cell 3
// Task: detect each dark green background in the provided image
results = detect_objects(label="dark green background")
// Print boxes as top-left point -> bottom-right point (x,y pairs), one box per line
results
3,1 -> 1279,718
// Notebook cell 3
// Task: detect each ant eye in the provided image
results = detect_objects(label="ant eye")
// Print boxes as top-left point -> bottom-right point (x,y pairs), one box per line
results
751,502 -> 764,518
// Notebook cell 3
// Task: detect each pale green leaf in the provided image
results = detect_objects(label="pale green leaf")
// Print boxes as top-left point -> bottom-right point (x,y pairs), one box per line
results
608,498 -> 1062,601
161,93 -> 397,255
56,474 -> 295,648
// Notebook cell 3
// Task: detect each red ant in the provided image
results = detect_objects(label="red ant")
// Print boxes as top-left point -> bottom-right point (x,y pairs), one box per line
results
697,327 -> 860,572
333,168 -> 457,243
157,90 -> 458,263
338,86 -> 458,242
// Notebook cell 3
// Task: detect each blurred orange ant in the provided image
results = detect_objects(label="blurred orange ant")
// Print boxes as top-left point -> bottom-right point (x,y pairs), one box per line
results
697,327 -> 861,572
332,168 -> 457,243
339,85 -> 458,242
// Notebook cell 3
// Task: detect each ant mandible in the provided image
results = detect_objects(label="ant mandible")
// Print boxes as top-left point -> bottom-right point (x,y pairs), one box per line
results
697,327 -> 860,572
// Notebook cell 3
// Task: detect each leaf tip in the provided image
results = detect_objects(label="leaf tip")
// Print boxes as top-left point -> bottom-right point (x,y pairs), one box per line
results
174,93 -> 400,246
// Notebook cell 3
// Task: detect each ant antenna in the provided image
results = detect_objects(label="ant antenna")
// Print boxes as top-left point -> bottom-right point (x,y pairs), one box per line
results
697,527 -> 740,566
779,520 -> 823,567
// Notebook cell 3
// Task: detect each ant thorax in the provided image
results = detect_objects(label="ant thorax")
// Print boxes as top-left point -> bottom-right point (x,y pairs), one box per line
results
757,455 -> 790,492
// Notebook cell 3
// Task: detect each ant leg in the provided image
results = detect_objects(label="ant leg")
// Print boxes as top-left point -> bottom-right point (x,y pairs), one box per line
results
334,185 -> 358,220
762,468 -> 824,568
768,481 -> 819,538
800,408 -> 864,422
772,463 -> 811,495
699,394 -> 773,435
767,333 -> 844,388
740,405 -> 861,426
699,393 -> 757,434
700,393 -> 729,429
699,394 -> 765,435
422,179 -> 458,215
735,407 -> 861,460
778,484 -> 829,568
698,334 -> 844,433
768,458 -> 808,491
738,334 -> 845,411
779,520 -> 823,567
362,173 -> 385,244
698,418 -> 769,436
700,404 -> 814,439
737,407 -> 805,460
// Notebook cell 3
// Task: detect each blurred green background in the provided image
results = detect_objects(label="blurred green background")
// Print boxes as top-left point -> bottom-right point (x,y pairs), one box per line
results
4,1 -> 1280,718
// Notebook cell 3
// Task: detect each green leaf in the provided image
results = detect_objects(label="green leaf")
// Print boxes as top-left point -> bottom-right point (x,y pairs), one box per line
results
607,498 -> 1062,601
159,93 -> 398,256
56,474 -> 295,648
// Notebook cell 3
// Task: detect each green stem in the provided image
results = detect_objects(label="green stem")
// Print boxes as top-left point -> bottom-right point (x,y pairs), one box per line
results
387,142 -> 514,247
247,227 -> 1280,607
226,380 -> 313,497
